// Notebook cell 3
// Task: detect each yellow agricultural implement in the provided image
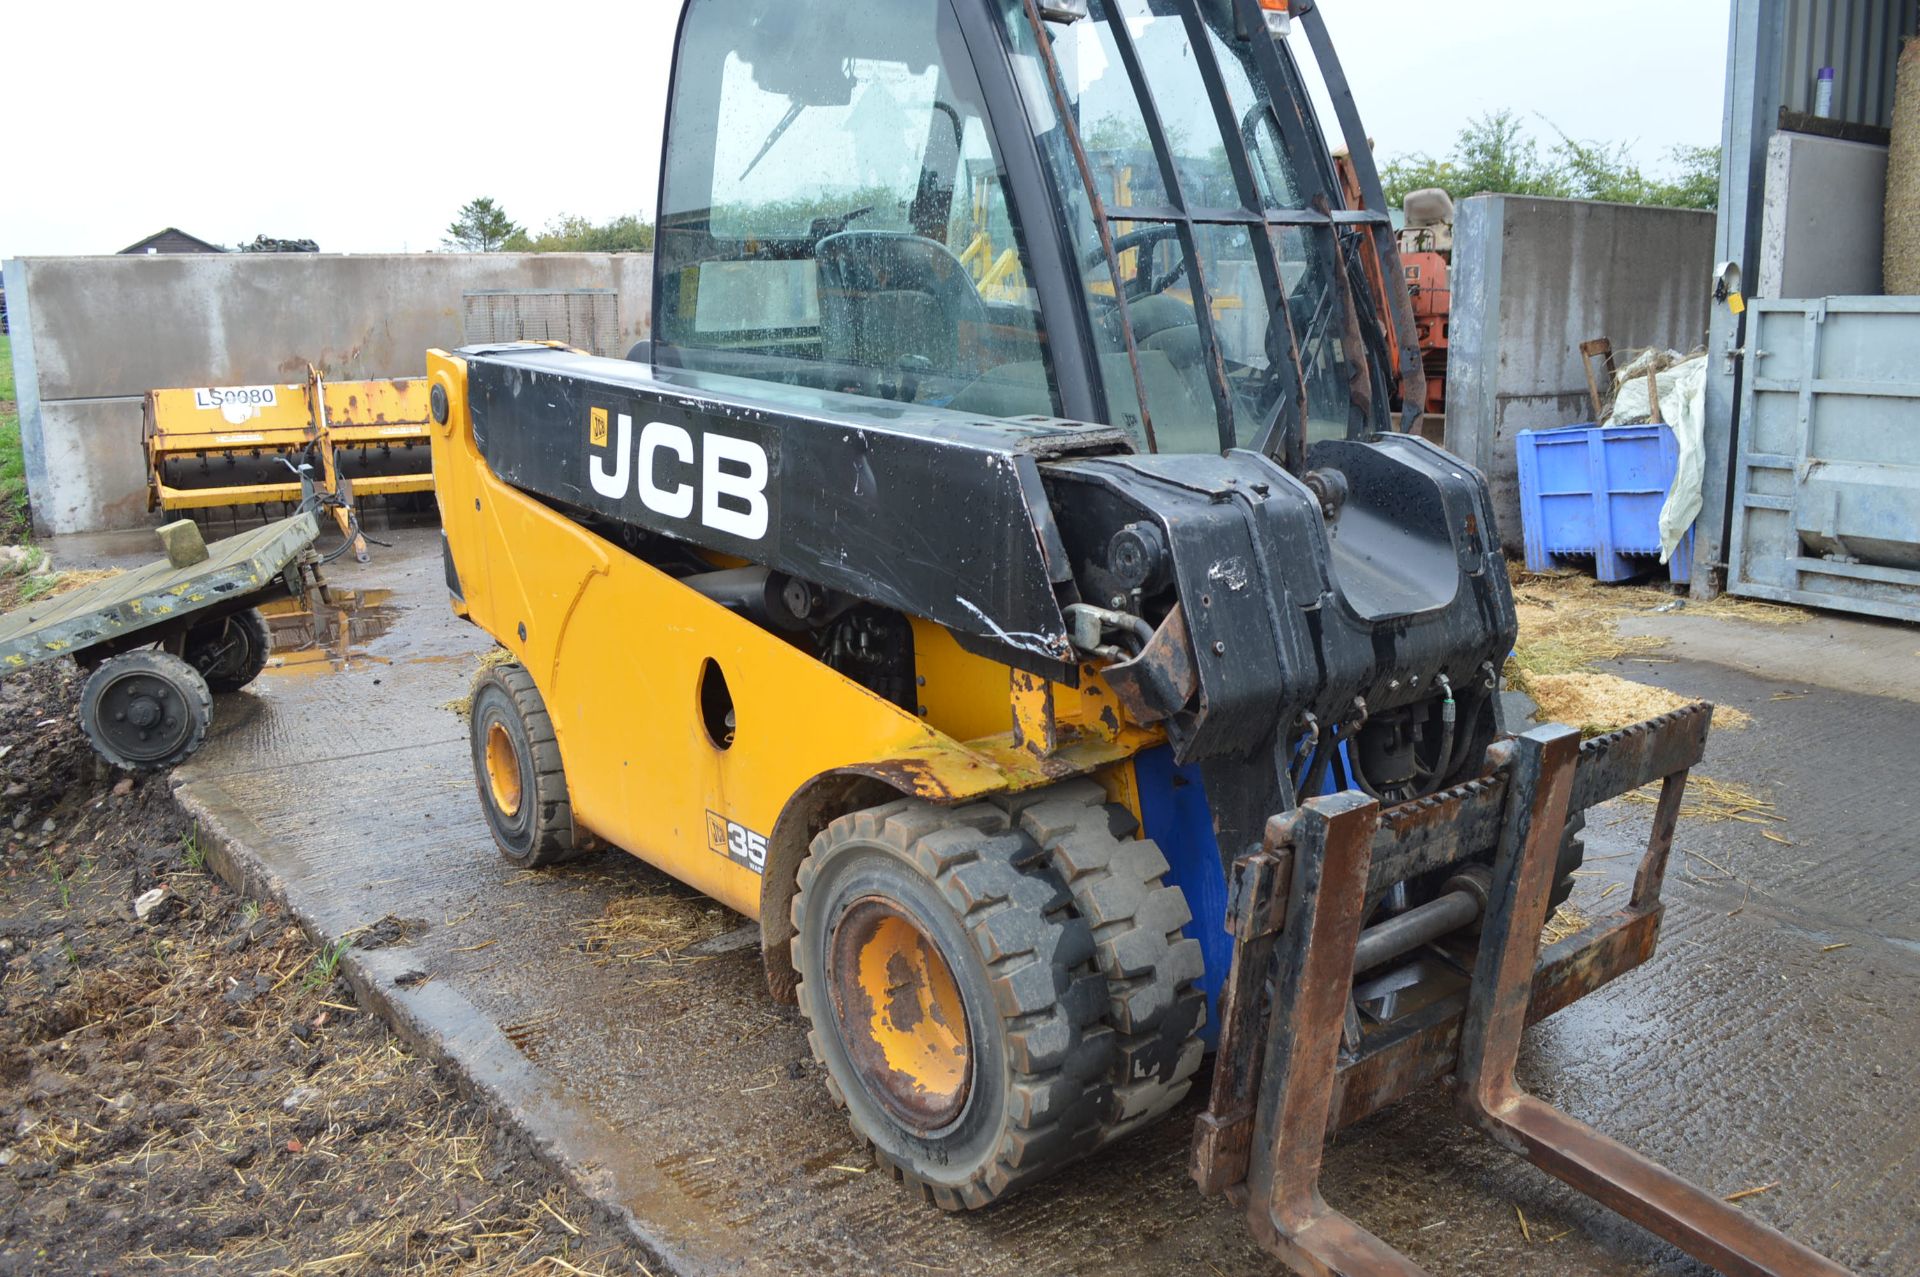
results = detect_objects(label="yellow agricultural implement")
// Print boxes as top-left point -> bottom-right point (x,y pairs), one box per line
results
144,367 -> 433,562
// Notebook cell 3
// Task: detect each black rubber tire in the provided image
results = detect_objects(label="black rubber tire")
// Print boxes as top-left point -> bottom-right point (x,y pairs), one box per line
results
1009,781 -> 1206,1145
79,651 -> 212,773
792,798 -> 1112,1211
1550,810 -> 1587,912
187,607 -> 272,693
468,663 -> 581,869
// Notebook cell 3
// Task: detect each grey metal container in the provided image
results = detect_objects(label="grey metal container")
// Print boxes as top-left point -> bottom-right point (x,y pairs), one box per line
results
1729,296 -> 1920,620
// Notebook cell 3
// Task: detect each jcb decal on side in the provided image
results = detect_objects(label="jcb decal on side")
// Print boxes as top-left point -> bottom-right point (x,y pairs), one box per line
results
706,811 -> 768,874
589,410 -> 769,540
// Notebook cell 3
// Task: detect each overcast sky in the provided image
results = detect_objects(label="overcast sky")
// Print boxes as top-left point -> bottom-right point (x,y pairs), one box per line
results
1,0 -> 1730,260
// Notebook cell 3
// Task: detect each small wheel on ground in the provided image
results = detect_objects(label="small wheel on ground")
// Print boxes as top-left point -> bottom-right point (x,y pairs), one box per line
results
186,607 -> 273,692
468,662 -> 581,869
80,650 -> 213,773
792,797 -> 1112,1211
1010,781 -> 1206,1145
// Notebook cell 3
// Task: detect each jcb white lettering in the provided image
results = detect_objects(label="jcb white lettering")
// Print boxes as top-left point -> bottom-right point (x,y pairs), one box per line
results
638,421 -> 695,520
701,434 -> 769,541
589,413 -> 633,498
585,416 -> 768,541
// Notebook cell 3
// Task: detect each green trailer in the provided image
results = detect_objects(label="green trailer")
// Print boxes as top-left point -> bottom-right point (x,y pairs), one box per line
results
0,514 -> 322,771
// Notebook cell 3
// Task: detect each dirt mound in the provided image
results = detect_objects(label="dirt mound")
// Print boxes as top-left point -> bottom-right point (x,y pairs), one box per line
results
0,662 -> 652,1275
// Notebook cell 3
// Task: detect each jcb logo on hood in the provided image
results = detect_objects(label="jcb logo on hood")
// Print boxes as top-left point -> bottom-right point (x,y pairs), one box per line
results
588,407 -> 768,541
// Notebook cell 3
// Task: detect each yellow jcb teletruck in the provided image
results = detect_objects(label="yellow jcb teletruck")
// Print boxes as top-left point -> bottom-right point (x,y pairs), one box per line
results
424,1 -> 1845,1273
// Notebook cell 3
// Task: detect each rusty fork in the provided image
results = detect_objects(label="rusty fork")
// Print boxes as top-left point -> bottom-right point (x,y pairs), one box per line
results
1198,721 -> 1853,1277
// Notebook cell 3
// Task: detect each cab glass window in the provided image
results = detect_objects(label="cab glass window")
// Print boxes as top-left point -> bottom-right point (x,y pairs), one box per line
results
655,0 -> 1060,419
1002,0 -> 1369,453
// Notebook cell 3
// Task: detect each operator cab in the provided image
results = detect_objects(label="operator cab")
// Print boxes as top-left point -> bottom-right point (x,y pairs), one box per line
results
653,0 -> 1407,465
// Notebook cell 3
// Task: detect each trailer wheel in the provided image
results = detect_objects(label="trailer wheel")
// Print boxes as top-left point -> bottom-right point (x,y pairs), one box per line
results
468,663 -> 581,869
792,798 -> 1111,1210
187,608 -> 273,692
79,651 -> 213,773
1011,782 -> 1206,1145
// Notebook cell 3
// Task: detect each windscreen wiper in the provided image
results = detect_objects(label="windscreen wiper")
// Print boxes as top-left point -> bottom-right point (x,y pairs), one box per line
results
739,102 -> 807,183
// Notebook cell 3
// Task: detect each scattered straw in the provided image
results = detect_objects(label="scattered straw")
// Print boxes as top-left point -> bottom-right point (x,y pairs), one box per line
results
49,566 -> 125,594
1506,566 -> 1673,681
1624,775 -> 1782,826
1507,563 -> 1807,686
1542,901 -> 1591,946
1724,1182 -> 1779,1203
445,648 -> 523,718
577,884 -> 738,964
1524,671 -> 1752,738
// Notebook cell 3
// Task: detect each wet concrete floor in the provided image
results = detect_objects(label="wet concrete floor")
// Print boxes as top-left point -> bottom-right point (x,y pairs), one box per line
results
145,528 -> 1916,1276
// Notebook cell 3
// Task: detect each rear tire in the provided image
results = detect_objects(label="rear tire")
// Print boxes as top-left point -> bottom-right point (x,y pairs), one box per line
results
468,663 -> 581,869
1011,782 -> 1206,1144
792,798 -> 1112,1210
187,607 -> 272,692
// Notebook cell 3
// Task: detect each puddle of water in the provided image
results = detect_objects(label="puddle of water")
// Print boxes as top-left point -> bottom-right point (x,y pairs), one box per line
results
261,588 -> 400,673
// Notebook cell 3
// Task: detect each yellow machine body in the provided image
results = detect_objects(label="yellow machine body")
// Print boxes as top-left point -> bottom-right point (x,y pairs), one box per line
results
144,382 -> 317,510
426,349 -> 1163,925
145,370 -> 435,556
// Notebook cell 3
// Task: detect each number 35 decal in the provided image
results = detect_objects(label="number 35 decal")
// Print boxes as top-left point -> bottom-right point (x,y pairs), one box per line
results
706,811 -> 768,874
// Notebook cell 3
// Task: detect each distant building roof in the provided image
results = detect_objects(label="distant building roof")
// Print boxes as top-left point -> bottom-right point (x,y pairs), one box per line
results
119,227 -> 225,255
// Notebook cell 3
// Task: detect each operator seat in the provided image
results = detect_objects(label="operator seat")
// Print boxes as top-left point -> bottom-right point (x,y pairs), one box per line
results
815,231 -> 988,395
1110,294 -> 1212,423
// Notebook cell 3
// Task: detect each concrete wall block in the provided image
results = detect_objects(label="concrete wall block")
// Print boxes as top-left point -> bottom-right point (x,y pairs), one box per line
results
6,253 -> 655,535
1444,196 -> 1716,554
33,400 -> 152,535
1758,132 -> 1889,299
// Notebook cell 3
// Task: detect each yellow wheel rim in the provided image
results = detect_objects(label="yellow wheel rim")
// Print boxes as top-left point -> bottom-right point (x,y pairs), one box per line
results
829,897 -> 972,1131
485,721 -> 523,819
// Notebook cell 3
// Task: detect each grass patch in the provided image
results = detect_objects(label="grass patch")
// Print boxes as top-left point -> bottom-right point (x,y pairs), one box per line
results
303,934 -> 354,992
182,823 -> 207,872
0,333 -> 28,544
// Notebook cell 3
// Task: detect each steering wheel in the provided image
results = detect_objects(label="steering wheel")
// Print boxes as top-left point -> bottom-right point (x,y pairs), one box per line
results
1081,224 -> 1189,301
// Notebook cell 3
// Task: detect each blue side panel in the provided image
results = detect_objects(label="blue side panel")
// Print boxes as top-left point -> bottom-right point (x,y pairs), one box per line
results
1133,746 -> 1230,1047
1134,741 -> 1354,1049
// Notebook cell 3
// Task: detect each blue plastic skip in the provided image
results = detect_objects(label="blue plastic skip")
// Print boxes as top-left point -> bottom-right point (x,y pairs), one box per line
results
1514,423 -> 1694,585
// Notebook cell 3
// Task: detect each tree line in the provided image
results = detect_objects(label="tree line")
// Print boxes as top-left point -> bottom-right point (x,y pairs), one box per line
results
441,114 -> 1720,253
1379,110 -> 1719,211
444,198 -> 655,254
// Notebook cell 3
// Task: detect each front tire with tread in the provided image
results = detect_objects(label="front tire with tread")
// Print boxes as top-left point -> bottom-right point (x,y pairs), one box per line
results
792,797 -> 1112,1211
1010,781 -> 1206,1144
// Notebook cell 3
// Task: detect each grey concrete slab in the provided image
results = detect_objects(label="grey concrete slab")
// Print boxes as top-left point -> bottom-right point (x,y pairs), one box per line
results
1618,610 -> 1920,705
172,529 -> 1915,1275
4,252 -> 654,535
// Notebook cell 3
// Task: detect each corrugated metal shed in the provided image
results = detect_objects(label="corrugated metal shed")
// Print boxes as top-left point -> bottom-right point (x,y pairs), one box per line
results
1692,0 -> 1920,600
1777,0 -> 1917,125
